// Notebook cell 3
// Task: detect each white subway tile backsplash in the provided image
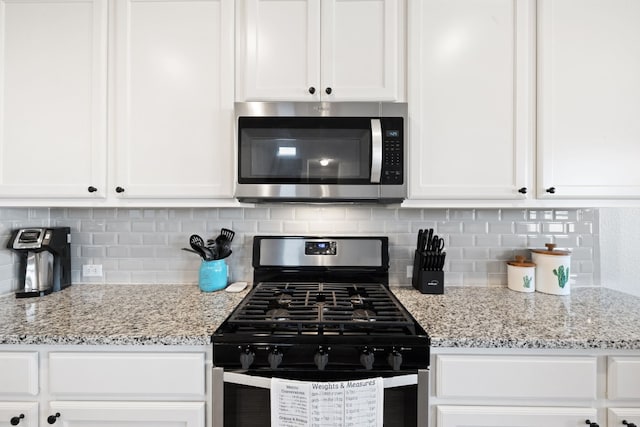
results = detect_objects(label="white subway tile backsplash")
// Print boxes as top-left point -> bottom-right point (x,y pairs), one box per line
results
0,207 -> 598,292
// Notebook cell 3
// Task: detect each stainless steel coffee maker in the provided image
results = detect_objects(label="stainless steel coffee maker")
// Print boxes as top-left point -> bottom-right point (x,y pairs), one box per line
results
7,227 -> 72,298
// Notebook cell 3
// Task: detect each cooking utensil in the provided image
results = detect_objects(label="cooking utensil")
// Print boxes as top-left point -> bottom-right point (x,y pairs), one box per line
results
189,234 -> 209,260
221,228 -> 235,242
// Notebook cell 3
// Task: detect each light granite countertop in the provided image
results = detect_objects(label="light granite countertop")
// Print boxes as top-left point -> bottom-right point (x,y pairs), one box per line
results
392,286 -> 640,350
1,284 -> 639,350
0,284 -> 248,346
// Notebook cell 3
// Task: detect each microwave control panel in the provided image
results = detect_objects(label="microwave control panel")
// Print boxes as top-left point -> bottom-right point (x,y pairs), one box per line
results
381,117 -> 404,184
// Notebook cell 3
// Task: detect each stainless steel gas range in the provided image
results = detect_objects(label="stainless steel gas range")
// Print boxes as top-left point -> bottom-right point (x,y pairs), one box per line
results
212,236 -> 430,427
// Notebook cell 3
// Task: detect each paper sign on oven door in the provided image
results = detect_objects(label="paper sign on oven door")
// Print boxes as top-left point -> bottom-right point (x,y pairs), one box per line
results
270,377 -> 383,427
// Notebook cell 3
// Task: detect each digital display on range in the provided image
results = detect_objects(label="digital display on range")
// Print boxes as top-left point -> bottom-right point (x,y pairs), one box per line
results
305,241 -> 337,255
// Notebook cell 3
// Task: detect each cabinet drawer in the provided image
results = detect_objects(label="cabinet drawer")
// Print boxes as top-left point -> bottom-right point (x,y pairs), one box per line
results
49,352 -> 204,397
437,405 -> 598,427
436,355 -> 597,400
608,357 -> 640,399
0,352 -> 38,395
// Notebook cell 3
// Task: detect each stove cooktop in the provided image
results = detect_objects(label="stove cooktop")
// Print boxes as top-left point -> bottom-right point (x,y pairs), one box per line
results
224,282 -> 419,335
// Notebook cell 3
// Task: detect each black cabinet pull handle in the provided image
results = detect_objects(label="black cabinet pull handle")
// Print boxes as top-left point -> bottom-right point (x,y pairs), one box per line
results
623,421 -> 637,427
47,413 -> 60,424
546,186 -> 556,194
518,187 -> 527,194
10,414 -> 24,426
115,186 -> 125,193
308,86 -> 316,94
87,186 -> 97,193
585,420 -> 599,427
325,87 -> 332,95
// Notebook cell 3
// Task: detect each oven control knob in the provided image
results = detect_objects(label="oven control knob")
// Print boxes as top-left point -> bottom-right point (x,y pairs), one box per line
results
360,349 -> 375,370
387,350 -> 403,371
314,348 -> 329,371
268,349 -> 283,369
239,347 -> 255,370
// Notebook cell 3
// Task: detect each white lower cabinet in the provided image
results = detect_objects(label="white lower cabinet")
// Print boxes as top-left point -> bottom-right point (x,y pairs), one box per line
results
0,349 -> 206,427
0,402 -> 38,427
608,408 -> 640,427
45,352 -> 206,427
437,405 -> 597,427
46,401 -> 204,427
432,353 -> 602,427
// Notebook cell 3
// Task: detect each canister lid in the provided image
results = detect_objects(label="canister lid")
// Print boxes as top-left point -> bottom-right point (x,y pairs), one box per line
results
531,243 -> 572,256
507,255 -> 536,267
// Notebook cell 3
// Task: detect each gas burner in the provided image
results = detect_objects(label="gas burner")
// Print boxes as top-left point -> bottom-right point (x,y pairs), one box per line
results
353,308 -> 377,322
265,308 -> 290,321
274,291 -> 293,307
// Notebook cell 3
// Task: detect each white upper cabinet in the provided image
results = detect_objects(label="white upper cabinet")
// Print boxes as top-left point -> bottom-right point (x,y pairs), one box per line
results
0,0 -> 108,199
236,0 -> 405,102
537,0 -> 640,199
407,0 -> 535,200
111,0 -> 234,200
0,0 -> 234,205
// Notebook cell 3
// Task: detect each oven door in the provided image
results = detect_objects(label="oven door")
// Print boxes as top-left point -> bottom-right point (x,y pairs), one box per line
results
212,368 -> 428,427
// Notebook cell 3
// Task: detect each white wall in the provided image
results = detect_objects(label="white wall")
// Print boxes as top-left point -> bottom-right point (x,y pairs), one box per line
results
600,208 -> 640,297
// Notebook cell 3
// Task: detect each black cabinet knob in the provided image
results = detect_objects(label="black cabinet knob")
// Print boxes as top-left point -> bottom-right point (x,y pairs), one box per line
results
308,86 -> 316,94
325,87 -> 332,95
87,186 -> 97,193
585,420 -> 599,427
623,421 -> 637,427
546,186 -> 556,194
115,186 -> 125,193
518,187 -> 527,194
47,413 -> 60,424
10,414 -> 24,426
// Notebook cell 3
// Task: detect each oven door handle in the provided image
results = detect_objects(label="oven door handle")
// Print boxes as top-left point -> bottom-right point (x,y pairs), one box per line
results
370,118 -> 383,183
222,371 -> 418,389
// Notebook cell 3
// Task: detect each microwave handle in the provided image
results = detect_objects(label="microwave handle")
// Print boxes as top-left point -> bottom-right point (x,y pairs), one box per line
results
370,119 -> 382,183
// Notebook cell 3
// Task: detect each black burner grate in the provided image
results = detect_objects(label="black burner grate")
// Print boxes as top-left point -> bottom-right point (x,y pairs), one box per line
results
225,282 -> 417,335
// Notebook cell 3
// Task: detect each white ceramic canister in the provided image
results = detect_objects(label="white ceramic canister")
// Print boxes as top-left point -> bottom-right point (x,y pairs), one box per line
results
507,255 -> 536,293
531,243 -> 572,295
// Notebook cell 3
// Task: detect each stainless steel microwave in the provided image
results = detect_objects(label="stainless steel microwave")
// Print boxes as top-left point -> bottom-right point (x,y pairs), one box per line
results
235,102 -> 407,203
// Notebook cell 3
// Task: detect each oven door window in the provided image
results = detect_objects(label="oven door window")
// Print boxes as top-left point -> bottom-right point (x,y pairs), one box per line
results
238,117 -> 372,184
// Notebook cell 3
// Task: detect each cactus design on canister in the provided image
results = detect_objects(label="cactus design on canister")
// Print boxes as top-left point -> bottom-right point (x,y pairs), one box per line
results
522,275 -> 532,288
552,265 -> 569,288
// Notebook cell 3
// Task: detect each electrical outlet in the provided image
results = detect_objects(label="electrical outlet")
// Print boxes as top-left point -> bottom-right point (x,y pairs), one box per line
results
83,264 -> 103,277
406,265 -> 413,279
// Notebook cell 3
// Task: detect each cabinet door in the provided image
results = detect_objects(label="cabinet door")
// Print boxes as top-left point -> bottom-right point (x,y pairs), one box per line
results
112,0 -> 234,199
47,401 -> 204,427
537,0 -> 640,199
608,408 -> 640,427
321,0 -> 403,101
236,0 -> 321,101
0,0 -> 108,199
437,406 -> 598,427
608,357 -> 640,400
0,352 -> 38,396
0,402 -> 38,427
407,0 -> 534,200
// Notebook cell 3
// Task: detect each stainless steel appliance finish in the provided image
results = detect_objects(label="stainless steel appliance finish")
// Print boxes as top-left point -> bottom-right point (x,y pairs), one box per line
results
6,227 -> 72,298
256,237 -> 384,267
235,102 -> 407,204
212,236 -> 430,427
24,251 -> 53,294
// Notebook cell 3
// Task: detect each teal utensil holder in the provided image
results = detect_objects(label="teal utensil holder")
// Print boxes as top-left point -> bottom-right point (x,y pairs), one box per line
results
199,259 -> 227,292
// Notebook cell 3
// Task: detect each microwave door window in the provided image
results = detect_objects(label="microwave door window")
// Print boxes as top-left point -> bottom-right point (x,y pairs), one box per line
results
240,128 -> 371,183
